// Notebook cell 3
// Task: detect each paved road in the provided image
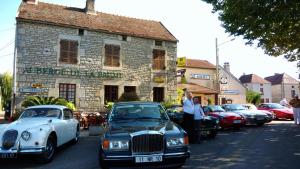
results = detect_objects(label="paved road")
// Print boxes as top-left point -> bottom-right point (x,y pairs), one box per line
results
1,121 -> 300,169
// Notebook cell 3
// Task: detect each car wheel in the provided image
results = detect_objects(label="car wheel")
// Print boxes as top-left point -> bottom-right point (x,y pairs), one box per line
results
39,135 -> 56,163
72,126 -> 80,144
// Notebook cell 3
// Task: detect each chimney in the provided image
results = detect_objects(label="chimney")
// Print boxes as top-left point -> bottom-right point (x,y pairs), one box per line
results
23,0 -> 38,4
224,62 -> 230,72
85,0 -> 96,15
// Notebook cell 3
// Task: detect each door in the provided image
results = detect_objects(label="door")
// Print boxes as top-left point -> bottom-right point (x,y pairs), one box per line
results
63,109 -> 77,142
153,87 -> 164,102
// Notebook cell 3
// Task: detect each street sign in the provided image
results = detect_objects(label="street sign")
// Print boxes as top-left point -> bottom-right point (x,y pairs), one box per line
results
19,88 -> 47,93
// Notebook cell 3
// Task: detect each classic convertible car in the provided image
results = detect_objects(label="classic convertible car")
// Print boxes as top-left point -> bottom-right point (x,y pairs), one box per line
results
99,102 -> 190,169
242,104 -> 275,122
257,103 -> 294,120
0,105 -> 79,163
203,105 -> 245,130
222,104 -> 268,126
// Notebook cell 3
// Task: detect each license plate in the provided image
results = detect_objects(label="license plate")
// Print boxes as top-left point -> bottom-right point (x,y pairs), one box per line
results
233,120 -> 241,124
135,155 -> 162,163
0,153 -> 17,158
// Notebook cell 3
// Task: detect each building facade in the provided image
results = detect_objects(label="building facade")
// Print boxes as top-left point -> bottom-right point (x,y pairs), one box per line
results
265,73 -> 300,103
239,73 -> 272,103
219,63 -> 247,104
14,0 -> 178,112
177,58 -> 218,105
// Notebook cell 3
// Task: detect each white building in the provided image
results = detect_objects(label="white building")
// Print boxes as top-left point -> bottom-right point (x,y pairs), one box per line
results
239,74 -> 272,103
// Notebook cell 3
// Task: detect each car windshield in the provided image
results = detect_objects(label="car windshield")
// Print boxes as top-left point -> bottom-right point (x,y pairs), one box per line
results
20,108 -> 62,119
225,104 -> 247,111
266,103 -> 284,109
209,106 -> 225,112
110,104 -> 168,121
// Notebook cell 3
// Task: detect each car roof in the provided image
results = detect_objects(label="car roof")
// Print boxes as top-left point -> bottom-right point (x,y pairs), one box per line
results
113,102 -> 161,106
26,105 -> 68,109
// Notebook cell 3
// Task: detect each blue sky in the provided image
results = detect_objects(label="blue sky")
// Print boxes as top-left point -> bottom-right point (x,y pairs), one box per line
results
0,0 -> 298,80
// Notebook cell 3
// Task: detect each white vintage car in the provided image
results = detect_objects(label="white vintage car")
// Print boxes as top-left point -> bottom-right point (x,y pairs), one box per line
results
0,105 -> 79,163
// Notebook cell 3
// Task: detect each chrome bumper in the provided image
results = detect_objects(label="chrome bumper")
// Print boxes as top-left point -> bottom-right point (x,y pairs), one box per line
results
0,146 -> 46,154
105,152 -> 190,161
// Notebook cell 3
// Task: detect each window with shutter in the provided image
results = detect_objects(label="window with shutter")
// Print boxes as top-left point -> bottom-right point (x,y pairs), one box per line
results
152,49 -> 165,70
105,85 -> 119,102
59,83 -> 76,104
104,45 -> 120,67
59,40 -> 78,64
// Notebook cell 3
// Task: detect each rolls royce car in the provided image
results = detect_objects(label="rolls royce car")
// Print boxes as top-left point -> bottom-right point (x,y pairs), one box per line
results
242,104 -> 275,122
99,102 -> 190,169
203,105 -> 245,130
0,105 -> 79,163
222,104 -> 268,126
166,105 -> 219,138
257,103 -> 294,120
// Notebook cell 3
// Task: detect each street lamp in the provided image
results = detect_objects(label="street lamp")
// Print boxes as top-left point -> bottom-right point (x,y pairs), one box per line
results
215,37 -> 234,104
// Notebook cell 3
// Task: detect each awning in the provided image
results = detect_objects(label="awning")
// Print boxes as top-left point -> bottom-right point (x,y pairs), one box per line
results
177,83 -> 218,94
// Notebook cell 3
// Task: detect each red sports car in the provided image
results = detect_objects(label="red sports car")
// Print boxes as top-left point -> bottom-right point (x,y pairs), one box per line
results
203,105 -> 245,130
257,103 -> 294,120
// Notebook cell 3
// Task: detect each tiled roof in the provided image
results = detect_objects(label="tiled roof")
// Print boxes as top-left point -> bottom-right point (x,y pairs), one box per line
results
265,73 -> 299,85
239,74 -> 270,84
177,83 -> 218,94
185,59 -> 216,69
17,2 -> 177,42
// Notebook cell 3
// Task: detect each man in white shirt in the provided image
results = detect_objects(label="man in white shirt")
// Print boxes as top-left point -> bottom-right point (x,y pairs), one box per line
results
182,91 -> 194,139
193,97 -> 205,143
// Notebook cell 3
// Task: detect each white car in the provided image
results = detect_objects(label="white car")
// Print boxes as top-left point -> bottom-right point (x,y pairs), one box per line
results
0,105 -> 79,163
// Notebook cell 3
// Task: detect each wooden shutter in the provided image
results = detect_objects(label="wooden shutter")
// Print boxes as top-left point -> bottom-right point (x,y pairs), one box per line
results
105,45 -> 120,67
152,49 -> 165,70
59,40 -> 78,64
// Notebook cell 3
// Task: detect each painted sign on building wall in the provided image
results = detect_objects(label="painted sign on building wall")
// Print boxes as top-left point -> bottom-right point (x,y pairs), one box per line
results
190,74 -> 210,80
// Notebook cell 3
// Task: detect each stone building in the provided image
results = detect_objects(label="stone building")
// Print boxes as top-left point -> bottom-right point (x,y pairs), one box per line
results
14,0 -> 178,112
219,63 -> 247,104
265,73 -> 299,103
239,73 -> 272,103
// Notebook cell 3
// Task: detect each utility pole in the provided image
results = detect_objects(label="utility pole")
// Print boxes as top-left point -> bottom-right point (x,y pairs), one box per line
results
215,38 -> 220,105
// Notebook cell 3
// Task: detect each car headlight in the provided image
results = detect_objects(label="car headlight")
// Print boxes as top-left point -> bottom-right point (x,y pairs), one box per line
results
167,137 -> 185,147
103,140 -> 129,150
21,131 -> 31,141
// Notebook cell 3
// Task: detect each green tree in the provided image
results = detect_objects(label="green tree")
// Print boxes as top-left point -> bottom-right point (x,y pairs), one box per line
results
21,96 -> 76,111
202,0 -> 300,61
0,72 -> 12,109
246,90 -> 261,105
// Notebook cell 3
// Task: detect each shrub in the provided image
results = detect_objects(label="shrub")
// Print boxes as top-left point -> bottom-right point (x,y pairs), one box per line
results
21,96 -> 76,110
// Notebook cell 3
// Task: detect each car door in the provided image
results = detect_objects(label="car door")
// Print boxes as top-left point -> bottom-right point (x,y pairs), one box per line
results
63,109 -> 77,141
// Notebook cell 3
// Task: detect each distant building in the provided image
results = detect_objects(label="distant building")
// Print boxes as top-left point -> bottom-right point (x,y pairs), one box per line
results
265,73 -> 299,103
219,62 -> 247,104
177,58 -> 218,105
239,73 -> 272,103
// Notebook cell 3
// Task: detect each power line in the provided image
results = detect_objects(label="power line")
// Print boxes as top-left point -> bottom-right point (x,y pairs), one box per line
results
0,53 -> 13,57
0,40 -> 15,52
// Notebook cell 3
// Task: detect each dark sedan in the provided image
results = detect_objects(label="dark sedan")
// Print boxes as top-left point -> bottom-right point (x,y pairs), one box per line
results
98,102 -> 190,169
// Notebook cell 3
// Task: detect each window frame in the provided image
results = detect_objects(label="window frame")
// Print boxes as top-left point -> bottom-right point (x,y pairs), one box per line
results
105,85 -> 119,102
152,49 -> 166,70
59,83 -> 76,104
104,44 -> 121,67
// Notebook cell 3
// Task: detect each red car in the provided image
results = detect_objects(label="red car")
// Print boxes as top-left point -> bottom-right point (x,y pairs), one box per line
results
257,103 -> 294,120
203,105 -> 245,130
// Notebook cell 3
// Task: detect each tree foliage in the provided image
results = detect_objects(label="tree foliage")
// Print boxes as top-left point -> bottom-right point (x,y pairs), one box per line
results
246,90 -> 261,105
202,0 -> 300,61
21,96 -> 76,111
0,72 -> 12,109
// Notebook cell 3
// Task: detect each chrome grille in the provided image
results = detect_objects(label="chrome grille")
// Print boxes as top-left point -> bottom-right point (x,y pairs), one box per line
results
132,134 -> 164,154
2,130 -> 18,150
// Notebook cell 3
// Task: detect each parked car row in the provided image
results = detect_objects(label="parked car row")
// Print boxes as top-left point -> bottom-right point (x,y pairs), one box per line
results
0,102 -> 294,169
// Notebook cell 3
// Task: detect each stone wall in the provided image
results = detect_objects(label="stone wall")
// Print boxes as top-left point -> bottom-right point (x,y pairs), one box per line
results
15,21 -> 177,112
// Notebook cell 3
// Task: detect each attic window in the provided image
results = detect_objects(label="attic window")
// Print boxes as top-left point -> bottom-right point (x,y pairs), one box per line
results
122,35 -> 127,41
155,40 -> 163,46
78,29 -> 84,36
